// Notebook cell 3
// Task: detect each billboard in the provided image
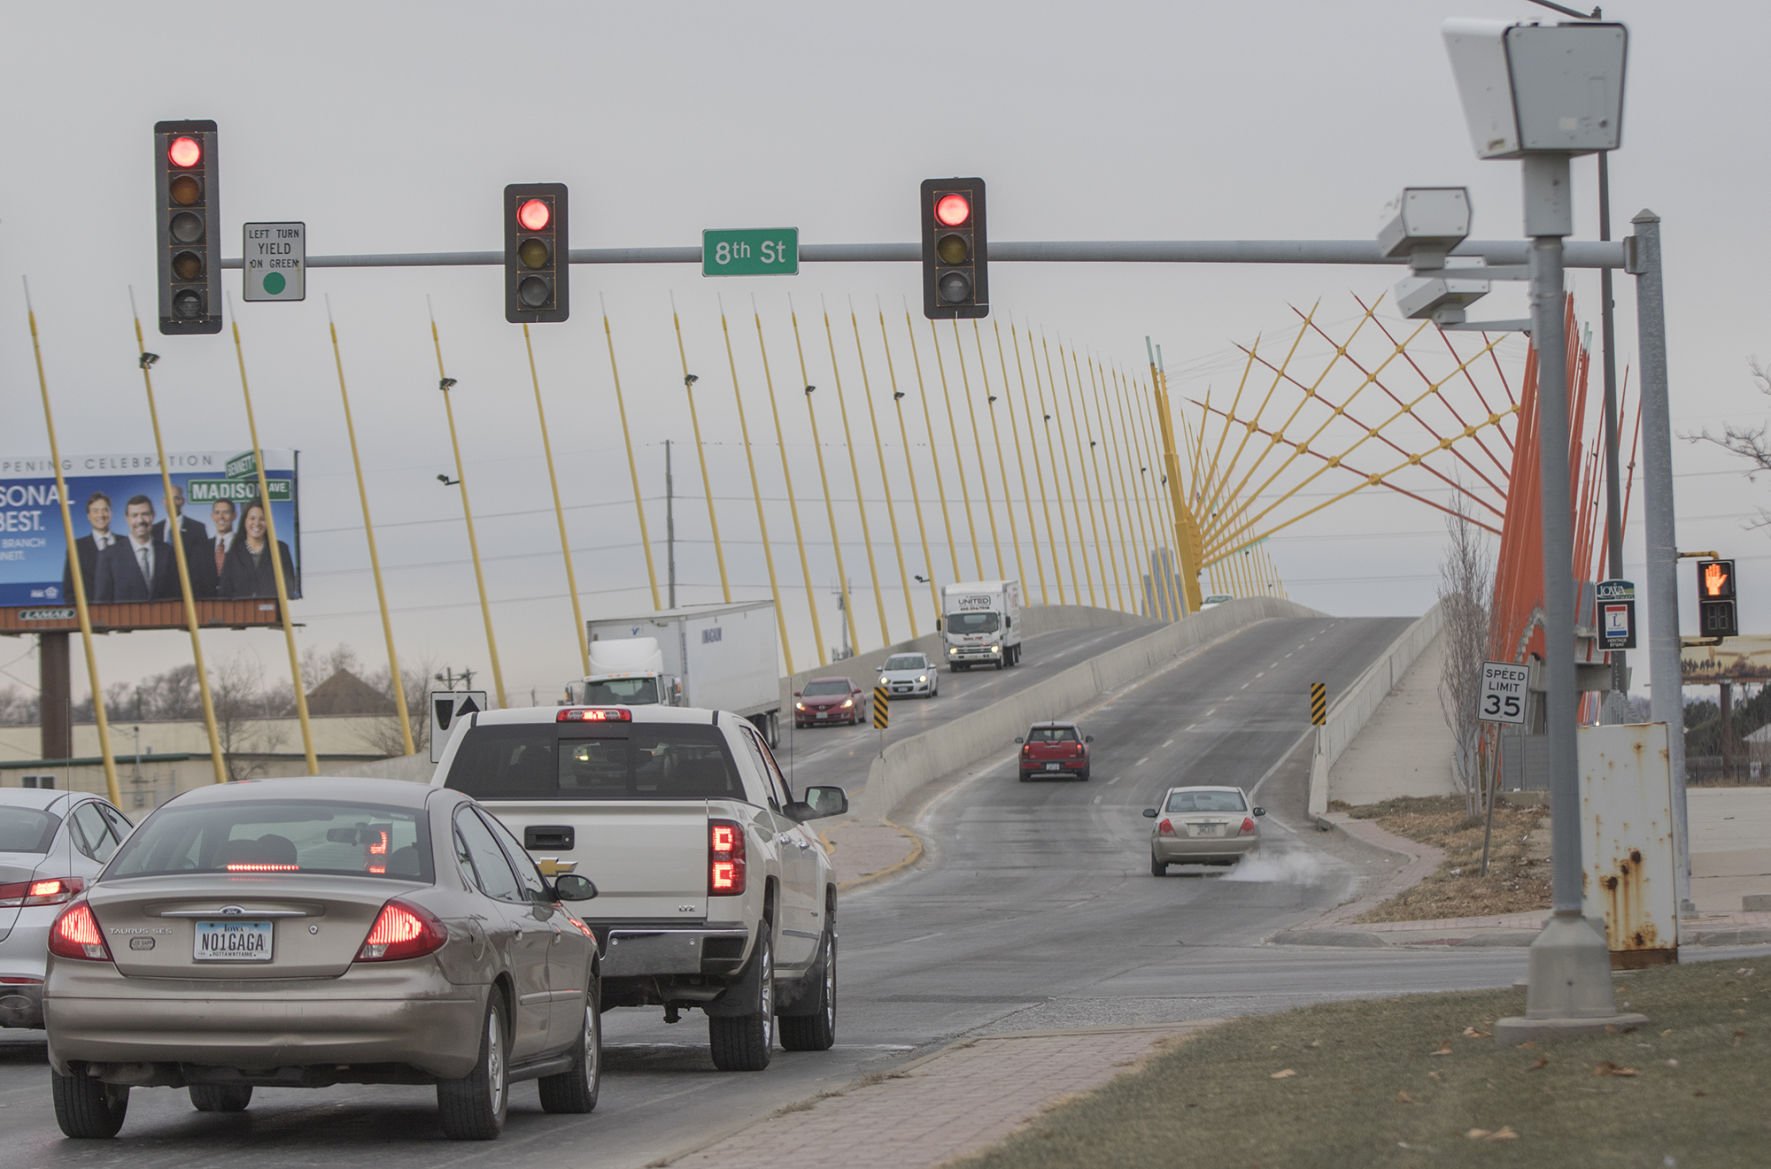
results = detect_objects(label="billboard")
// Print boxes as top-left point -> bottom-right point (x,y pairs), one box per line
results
0,450 -> 301,634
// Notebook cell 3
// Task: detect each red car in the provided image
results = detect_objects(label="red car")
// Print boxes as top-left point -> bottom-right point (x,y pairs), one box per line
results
794,677 -> 869,728
1017,721 -> 1092,781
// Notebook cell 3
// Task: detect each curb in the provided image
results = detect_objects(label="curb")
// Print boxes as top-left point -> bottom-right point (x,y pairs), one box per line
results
832,818 -> 926,893
1270,924 -> 1771,950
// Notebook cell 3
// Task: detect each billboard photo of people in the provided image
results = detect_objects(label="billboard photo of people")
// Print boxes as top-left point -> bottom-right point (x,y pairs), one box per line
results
0,450 -> 300,631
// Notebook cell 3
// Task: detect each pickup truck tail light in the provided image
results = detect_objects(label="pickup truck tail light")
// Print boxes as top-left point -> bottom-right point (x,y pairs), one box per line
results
1156,818 -> 1176,837
709,819 -> 746,896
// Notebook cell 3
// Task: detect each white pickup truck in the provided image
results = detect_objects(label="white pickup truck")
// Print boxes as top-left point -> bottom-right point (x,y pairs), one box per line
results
431,704 -> 847,1071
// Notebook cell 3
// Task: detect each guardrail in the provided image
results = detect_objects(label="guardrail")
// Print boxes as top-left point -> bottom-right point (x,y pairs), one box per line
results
854,597 -> 1323,820
1306,601 -> 1445,817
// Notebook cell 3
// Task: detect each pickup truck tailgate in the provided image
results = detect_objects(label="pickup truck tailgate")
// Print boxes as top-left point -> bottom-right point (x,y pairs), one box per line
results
488,800 -> 711,920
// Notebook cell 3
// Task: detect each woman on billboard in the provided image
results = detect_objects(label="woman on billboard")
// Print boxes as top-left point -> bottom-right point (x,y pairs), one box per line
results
218,497 -> 296,600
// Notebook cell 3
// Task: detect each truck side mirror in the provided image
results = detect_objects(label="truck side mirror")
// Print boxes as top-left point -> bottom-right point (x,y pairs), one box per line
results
1005,616 -> 1012,627
935,618 -> 942,633
786,785 -> 849,822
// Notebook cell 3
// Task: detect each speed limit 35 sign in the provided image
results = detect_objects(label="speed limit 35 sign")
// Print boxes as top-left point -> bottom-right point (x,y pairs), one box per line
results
1479,661 -> 1530,725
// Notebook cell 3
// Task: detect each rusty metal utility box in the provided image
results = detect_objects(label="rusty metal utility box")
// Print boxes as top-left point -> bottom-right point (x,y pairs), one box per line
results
1577,723 -> 1678,967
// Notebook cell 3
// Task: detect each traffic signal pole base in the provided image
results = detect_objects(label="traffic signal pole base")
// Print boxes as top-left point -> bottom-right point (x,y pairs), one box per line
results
1494,912 -> 1648,1043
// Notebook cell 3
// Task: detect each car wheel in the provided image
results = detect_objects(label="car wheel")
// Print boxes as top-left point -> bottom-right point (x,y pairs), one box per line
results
538,987 -> 601,1114
709,933 -> 773,1071
1150,855 -> 1168,877
437,993 -> 509,1140
188,1084 -> 252,1112
1078,767 -> 1091,782
779,929 -> 836,1052
52,1070 -> 129,1139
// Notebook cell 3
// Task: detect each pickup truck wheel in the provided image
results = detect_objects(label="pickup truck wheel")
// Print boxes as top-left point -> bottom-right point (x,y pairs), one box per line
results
709,935 -> 773,1071
437,994 -> 508,1139
538,988 -> 601,1114
52,1071 -> 129,1139
779,930 -> 836,1051
188,1083 -> 252,1112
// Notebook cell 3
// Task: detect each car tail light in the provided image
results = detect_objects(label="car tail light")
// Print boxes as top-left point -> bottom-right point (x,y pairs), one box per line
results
47,901 -> 112,962
709,819 -> 746,896
355,899 -> 448,962
1020,744 -> 1032,757
1157,818 -> 1176,837
1240,817 -> 1257,835
0,876 -> 84,908
1072,743 -> 1083,757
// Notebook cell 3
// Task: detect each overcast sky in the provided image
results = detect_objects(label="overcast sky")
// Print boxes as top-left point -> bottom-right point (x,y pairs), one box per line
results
1,0 -> 1765,719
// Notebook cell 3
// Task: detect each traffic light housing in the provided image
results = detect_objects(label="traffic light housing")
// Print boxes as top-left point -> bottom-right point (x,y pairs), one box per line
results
154,120 -> 222,335
504,183 -> 568,323
921,177 -> 988,320
1697,558 -> 1738,638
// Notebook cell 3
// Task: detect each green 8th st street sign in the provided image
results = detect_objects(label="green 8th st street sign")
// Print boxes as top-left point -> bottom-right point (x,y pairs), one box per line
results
702,228 -> 799,277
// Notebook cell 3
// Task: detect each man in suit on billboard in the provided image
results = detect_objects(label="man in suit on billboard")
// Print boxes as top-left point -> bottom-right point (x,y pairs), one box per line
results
152,483 -> 216,597
93,495 -> 180,602
61,492 -> 118,600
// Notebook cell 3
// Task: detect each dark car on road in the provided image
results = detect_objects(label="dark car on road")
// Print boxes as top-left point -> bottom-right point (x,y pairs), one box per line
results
793,677 -> 868,728
1016,721 -> 1092,781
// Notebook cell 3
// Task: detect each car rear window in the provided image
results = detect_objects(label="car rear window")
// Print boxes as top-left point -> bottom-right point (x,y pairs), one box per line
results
1165,790 -> 1248,814
0,808 -> 61,854
446,722 -> 742,801
1026,726 -> 1079,743
104,799 -> 432,881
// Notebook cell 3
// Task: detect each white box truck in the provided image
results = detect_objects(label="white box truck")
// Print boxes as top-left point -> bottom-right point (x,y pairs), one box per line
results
938,579 -> 1024,670
570,601 -> 784,744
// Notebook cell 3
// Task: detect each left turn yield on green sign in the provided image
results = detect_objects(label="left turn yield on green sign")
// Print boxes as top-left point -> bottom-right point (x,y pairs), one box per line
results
243,221 -> 305,302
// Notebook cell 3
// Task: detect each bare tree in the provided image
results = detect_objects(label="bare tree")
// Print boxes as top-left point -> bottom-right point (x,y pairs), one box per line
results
1437,493 -> 1495,817
1689,360 -> 1771,529
211,654 -> 287,782
358,656 -> 437,759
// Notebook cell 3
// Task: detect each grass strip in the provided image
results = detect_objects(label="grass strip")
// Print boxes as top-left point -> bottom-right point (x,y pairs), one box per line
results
950,956 -> 1771,1169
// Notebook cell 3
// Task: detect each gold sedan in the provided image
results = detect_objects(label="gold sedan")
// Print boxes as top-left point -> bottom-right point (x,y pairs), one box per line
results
1143,785 -> 1265,874
44,777 -> 600,1141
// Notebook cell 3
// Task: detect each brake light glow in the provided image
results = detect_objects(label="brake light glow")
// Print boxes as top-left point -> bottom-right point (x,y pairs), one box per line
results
1240,817 -> 1257,835
47,902 -> 112,962
709,819 -> 746,896
366,827 -> 390,875
225,863 -> 300,872
0,876 -> 84,908
356,899 -> 449,962
557,707 -> 632,722
1157,818 -> 1176,837
1021,744 -> 1032,756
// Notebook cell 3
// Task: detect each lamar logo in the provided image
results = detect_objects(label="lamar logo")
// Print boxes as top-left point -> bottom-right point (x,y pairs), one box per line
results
20,608 -> 76,621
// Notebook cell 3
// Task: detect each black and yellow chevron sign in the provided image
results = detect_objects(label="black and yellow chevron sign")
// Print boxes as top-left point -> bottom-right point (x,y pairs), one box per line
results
872,685 -> 890,730
1310,682 -> 1327,727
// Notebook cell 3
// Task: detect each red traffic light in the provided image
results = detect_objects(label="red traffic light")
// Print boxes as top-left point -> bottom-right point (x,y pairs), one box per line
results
934,193 -> 971,227
167,136 -> 203,169
517,198 -> 552,232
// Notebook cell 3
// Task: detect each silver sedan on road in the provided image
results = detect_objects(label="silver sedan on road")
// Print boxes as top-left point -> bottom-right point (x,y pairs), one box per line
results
1143,785 -> 1265,874
43,777 -> 601,1141
877,652 -> 940,699
2,789 -> 133,1031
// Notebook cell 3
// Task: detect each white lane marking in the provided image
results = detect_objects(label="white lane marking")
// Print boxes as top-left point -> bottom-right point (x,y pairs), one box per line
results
1239,682 -> 1250,690
1161,737 -> 1176,748
1255,670 -> 1266,680
1136,755 -> 1150,766
1092,795 -> 1103,806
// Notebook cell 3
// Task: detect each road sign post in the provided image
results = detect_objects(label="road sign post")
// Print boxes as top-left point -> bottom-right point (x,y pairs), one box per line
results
702,228 -> 799,277
1309,682 -> 1326,727
1479,661 -> 1530,726
429,690 -> 486,763
242,222 -> 306,302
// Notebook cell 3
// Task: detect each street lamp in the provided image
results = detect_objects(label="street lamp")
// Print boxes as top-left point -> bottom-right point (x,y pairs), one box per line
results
1442,16 -> 1642,1039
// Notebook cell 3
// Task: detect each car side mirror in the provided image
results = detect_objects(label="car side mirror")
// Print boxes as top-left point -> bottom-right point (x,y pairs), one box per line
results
1014,736 -> 1024,745
793,691 -> 802,698
1252,806 -> 1266,817
1085,735 -> 1095,743
552,873 -> 597,902
1141,808 -> 1158,818
935,618 -> 942,633
786,785 -> 848,822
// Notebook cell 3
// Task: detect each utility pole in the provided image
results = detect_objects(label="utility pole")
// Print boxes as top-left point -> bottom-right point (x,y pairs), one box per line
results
665,438 -> 678,609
